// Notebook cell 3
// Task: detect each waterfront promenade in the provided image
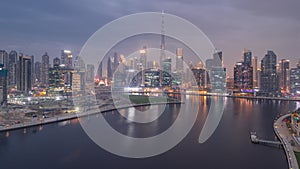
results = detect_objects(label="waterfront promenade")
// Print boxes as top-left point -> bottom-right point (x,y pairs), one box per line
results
0,101 -> 182,132
274,114 -> 299,169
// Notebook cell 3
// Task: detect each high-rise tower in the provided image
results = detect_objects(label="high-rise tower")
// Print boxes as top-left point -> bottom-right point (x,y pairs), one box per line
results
8,51 -> 18,86
0,50 -> 8,69
160,11 -> 166,87
176,48 -> 183,72
279,59 -> 290,92
17,55 -> 34,92
252,56 -> 258,88
61,50 -> 73,68
0,64 -> 8,105
35,61 -> 41,83
260,50 -> 280,95
41,52 -> 50,86
107,56 -> 113,80
243,48 -> 252,66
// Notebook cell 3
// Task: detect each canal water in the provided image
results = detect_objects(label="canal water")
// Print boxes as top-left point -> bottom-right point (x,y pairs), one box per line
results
0,97 -> 298,169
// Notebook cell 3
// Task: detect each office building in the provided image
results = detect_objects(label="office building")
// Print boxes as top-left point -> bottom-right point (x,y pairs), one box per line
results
53,57 -> 60,66
162,57 -> 172,87
233,49 -> 254,92
0,50 -> 8,69
210,67 -> 226,93
0,64 -> 8,105
16,55 -> 34,92
243,48 -> 252,66
290,61 -> 300,95
107,56 -> 113,81
252,56 -> 259,88
192,67 -> 206,89
213,50 -> 223,67
48,58 -> 64,95
233,61 -> 253,92
8,50 -> 18,86
139,47 -> 147,85
35,61 -> 42,83
144,69 -> 160,87
260,50 -> 280,95
86,64 -> 95,83
279,59 -> 290,92
61,50 -> 73,68
176,48 -> 183,72
41,52 -> 50,86
206,50 -> 226,93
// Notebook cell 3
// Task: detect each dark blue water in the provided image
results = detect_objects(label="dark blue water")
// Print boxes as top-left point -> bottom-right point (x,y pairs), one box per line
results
0,97 -> 297,169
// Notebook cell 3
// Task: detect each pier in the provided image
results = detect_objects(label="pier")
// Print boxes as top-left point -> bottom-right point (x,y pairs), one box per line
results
250,132 -> 282,145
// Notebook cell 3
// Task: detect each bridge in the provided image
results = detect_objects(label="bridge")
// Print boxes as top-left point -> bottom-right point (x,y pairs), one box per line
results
250,132 -> 282,145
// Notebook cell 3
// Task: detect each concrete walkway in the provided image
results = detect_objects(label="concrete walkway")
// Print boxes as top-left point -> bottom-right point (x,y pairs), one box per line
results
0,101 -> 182,132
274,114 -> 299,169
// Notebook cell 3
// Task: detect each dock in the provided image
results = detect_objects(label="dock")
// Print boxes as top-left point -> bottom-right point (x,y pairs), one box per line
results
250,131 -> 282,145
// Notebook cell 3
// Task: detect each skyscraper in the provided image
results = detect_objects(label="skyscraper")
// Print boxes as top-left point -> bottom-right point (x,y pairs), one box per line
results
192,67 -> 206,89
234,61 -> 244,91
61,50 -> 73,68
0,50 -> 8,69
17,55 -> 34,92
206,50 -> 226,93
49,58 -> 64,96
53,57 -> 60,66
144,69 -> 160,87
279,59 -> 290,92
260,50 -> 280,95
113,52 -> 119,73
139,47 -> 147,85
234,61 -> 253,91
213,50 -> 223,67
139,47 -> 147,69
87,64 -> 95,83
176,48 -> 183,72
41,52 -> 50,86
73,56 -> 86,93
160,12 -> 166,67
210,67 -> 227,93
8,50 -> 18,86
35,61 -> 42,83
0,64 -> 8,105
290,62 -> 300,95
252,56 -> 258,88
233,49 -> 253,92
160,12 -> 166,87
162,57 -> 172,87
243,49 -> 253,89
107,56 -> 113,81
243,48 -> 252,66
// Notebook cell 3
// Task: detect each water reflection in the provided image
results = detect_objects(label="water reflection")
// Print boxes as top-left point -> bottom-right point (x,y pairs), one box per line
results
0,98 -> 297,169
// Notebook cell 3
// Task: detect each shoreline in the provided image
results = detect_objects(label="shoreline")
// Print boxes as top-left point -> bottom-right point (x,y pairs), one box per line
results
274,114 -> 299,169
0,101 -> 182,133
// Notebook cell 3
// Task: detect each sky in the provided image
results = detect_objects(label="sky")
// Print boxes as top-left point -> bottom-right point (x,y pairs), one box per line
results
0,0 -> 299,76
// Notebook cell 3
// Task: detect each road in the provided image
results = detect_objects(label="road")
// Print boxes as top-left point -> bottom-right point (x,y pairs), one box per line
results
274,114 -> 299,169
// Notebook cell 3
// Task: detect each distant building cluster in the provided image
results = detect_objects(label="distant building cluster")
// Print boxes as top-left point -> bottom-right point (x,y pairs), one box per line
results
231,49 -> 300,97
1,44 -> 300,105
0,49 -> 91,106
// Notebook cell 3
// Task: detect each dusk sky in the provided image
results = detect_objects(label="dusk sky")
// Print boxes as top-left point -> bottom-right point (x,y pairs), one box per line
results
0,0 -> 299,76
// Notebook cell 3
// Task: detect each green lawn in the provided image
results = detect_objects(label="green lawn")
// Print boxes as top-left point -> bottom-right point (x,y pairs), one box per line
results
294,151 -> 300,166
127,95 -> 178,104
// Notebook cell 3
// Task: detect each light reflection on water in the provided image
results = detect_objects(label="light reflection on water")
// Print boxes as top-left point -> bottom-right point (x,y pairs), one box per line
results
0,97 -> 298,169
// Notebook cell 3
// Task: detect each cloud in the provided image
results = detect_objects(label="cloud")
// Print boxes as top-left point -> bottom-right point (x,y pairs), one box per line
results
0,0 -> 298,75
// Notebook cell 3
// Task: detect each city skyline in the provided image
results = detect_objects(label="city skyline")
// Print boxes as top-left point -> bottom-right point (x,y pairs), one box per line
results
1,2 -> 300,168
